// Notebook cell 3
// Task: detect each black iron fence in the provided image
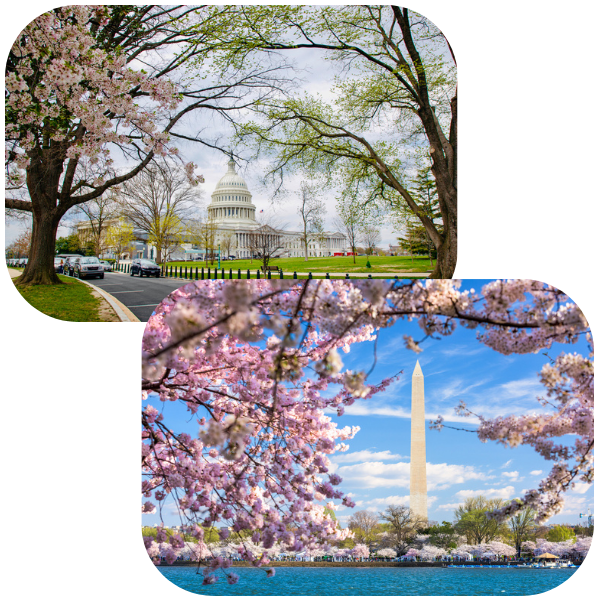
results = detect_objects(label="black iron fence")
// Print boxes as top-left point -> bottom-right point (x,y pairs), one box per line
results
113,262 -> 401,281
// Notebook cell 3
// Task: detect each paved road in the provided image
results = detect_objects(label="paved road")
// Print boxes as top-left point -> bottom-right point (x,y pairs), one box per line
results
92,270 -> 430,321
92,272 -> 186,321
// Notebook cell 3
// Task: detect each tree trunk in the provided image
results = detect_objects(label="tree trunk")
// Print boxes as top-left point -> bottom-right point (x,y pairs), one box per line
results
429,214 -> 456,279
413,89 -> 457,279
16,208 -> 62,286
12,143 -> 70,286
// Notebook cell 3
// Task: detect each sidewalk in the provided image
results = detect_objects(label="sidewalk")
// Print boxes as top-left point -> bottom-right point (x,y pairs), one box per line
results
8,268 -> 139,322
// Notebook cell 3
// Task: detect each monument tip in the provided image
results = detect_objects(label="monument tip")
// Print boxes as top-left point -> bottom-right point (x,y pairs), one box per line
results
413,360 -> 423,375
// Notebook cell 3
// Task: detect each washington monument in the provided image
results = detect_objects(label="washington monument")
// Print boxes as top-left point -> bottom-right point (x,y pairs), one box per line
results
410,360 -> 428,520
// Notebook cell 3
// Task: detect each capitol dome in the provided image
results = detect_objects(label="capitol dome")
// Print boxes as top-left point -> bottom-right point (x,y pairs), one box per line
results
208,159 -> 258,225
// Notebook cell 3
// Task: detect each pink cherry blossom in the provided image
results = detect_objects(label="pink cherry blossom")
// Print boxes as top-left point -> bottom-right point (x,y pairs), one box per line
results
6,6 -> 206,185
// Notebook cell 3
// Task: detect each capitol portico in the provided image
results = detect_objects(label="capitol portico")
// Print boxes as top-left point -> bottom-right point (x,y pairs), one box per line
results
203,159 -> 348,259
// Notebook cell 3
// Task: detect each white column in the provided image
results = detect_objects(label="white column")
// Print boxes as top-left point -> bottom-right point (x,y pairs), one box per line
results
410,360 -> 428,521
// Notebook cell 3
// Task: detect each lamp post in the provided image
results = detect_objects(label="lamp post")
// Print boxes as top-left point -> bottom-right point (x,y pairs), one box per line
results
218,244 -> 221,270
580,508 -> 594,528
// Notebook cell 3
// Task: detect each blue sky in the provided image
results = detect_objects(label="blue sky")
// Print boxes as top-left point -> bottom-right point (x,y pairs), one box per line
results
143,280 -> 593,529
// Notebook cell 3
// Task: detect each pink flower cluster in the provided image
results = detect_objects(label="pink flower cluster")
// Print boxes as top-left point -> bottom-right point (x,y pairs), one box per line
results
141,279 -> 592,582
532,537 -> 587,558
6,6 -> 204,189
453,541 -> 517,558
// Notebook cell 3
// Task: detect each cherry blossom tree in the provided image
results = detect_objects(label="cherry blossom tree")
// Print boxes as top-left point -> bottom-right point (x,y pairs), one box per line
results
351,544 -> 370,559
451,546 -> 473,561
376,548 -> 397,559
142,278 -> 592,584
533,538 -> 575,558
416,545 -> 446,561
521,540 -> 537,555
402,548 -> 419,560
470,541 -> 517,558
572,537 -> 592,558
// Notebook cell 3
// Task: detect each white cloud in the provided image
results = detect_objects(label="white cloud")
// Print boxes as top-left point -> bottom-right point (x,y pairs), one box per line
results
427,463 -> 488,490
555,492 -> 592,516
501,471 -> 521,482
455,486 -> 515,500
448,377 -> 547,421
332,449 -> 405,464
337,461 -> 487,491
571,481 -> 593,495
355,495 -> 410,511
337,461 -> 409,489
437,502 -> 462,511
530,470 -> 543,476
353,494 -> 439,513
501,460 -> 513,469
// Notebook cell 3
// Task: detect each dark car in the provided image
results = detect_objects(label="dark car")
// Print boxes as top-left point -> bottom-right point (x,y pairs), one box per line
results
131,259 -> 160,278
73,256 -> 104,279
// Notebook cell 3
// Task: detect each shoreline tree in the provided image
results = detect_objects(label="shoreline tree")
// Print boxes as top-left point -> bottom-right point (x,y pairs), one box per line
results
508,505 -> 537,557
453,496 -> 507,545
378,505 -> 426,556
347,510 -> 380,549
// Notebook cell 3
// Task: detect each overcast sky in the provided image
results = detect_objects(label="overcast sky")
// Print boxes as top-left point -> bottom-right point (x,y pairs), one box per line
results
142,279 -> 593,529
5,16 -> 417,249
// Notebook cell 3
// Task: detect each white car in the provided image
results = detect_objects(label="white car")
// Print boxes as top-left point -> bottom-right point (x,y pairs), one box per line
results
73,256 -> 104,279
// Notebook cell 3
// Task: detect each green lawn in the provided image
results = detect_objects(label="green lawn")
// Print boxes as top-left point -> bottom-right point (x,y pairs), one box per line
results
163,255 -> 435,274
14,274 -> 106,322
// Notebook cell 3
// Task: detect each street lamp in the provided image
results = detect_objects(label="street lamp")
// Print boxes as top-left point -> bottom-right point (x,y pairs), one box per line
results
579,508 -> 594,528
218,244 -> 221,269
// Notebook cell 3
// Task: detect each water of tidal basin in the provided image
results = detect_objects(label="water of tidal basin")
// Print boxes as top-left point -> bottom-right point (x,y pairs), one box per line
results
157,566 -> 579,596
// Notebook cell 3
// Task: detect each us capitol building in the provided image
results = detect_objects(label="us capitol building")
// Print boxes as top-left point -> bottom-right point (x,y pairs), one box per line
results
192,159 -> 348,260
76,159 -> 348,261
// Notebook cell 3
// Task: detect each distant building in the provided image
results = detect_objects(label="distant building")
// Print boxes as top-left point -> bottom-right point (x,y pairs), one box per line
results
75,218 -> 151,260
388,244 -> 408,256
76,160 -> 348,261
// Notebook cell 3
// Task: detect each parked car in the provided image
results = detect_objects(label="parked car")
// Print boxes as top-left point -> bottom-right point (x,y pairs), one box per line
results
73,256 -> 104,279
100,260 -> 113,272
130,258 -> 161,277
19,258 -> 28,267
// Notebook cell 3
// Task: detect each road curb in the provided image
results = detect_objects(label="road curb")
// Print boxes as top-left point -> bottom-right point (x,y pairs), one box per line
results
75,276 -> 140,322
